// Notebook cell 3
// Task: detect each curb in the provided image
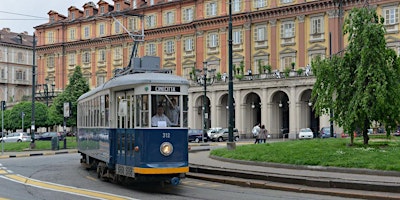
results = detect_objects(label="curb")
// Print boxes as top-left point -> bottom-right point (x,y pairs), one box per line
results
0,149 -> 78,159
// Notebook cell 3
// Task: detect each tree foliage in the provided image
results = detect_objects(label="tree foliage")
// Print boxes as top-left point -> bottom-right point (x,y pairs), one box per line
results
0,101 -> 47,132
311,7 -> 400,145
49,66 -> 90,128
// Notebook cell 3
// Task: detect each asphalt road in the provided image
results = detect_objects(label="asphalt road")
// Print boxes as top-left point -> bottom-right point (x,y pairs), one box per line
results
0,154 -> 362,200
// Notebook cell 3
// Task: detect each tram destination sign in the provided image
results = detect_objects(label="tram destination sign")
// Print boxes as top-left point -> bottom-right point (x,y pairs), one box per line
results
151,86 -> 180,92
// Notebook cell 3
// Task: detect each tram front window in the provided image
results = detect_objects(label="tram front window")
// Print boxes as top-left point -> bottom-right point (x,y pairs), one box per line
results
151,95 -> 182,127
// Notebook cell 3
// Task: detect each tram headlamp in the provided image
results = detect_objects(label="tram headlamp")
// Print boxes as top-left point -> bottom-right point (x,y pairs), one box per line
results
160,142 -> 173,156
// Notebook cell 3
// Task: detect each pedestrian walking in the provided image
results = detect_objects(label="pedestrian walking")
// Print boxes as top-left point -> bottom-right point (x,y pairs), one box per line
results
258,125 -> 268,143
252,123 -> 261,144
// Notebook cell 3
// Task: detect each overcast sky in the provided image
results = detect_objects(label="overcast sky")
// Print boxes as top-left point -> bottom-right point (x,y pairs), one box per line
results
0,0 -> 98,34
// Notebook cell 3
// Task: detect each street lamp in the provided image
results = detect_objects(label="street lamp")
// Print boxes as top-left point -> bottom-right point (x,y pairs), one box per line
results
37,82 -> 55,106
191,61 -> 216,143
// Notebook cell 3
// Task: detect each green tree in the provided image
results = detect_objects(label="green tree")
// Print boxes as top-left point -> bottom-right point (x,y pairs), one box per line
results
6,101 -> 48,132
311,7 -> 400,145
50,66 -> 90,129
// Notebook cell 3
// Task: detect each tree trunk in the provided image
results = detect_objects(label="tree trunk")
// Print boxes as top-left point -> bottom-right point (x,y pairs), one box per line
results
363,120 -> 369,145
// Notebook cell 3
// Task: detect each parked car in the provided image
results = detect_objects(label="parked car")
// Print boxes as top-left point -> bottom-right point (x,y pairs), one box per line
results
37,132 -> 64,141
319,127 -> 336,138
207,127 -> 222,138
188,129 -> 207,143
209,128 -> 239,142
298,128 -> 313,139
0,132 -> 30,143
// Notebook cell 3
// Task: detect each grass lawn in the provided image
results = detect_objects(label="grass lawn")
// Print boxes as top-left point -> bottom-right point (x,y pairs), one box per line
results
0,137 -> 77,152
211,135 -> 400,171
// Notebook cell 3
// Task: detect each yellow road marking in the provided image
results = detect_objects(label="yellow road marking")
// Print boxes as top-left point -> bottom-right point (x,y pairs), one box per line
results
85,175 -> 98,182
0,198 -> 10,200
5,174 -> 137,200
0,170 -> 7,174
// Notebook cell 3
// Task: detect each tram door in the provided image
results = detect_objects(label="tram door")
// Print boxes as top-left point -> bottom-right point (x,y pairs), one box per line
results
116,91 -> 135,165
116,91 -> 135,129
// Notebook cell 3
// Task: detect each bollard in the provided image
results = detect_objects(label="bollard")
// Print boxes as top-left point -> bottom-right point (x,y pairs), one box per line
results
51,136 -> 59,150
63,137 -> 67,149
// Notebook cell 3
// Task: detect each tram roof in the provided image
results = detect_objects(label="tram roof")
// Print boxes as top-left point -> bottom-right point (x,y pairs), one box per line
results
78,73 -> 189,101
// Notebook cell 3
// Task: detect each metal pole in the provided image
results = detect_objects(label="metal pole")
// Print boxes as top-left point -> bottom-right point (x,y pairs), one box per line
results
227,0 -> 235,148
329,32 -> 334,137
202,65 -> 207,143
21,112 -> 24,132
31,34 -> 36,148
1,104 -> 3,154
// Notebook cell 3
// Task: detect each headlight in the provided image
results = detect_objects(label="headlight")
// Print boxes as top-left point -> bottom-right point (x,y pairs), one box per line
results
160,142 -> 173,156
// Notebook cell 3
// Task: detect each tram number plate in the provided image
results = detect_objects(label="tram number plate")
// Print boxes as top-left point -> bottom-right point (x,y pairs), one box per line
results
163,132 -> 171,138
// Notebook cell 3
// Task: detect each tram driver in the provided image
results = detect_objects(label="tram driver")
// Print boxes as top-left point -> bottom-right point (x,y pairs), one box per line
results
151,105 -> 172,127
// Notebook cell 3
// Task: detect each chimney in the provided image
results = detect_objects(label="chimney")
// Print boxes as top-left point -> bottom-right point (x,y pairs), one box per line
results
2,28 -> 10,32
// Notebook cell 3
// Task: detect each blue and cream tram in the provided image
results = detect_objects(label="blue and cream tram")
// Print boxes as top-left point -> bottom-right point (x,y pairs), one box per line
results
77,71 -> 189,185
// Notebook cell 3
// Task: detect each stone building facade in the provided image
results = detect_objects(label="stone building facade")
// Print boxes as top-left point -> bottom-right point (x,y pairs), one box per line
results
34,0 -> 400,138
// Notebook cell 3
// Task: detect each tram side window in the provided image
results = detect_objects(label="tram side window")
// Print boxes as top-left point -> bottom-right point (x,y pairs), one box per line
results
135,95 -> 149,127
105,95 -> 109,127
151,95 -> 181,127
183,95 -> 188,127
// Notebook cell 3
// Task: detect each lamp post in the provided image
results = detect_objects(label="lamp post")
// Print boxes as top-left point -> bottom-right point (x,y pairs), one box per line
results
38,82 -> 55,107
191,62 -> 216,143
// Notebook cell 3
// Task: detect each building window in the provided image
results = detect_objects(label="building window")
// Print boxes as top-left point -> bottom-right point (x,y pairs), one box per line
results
100,6 -> 105,14
206,2 -> 218,17
47,31 -> 54,44
281,0 -> 293,3
84,26 -> 90,39
128,17 -> 137,31
254,0 -> 267,8
184,37 -> 194,51
146,15 -> 156,28
281,56 -> 295,70
132,0 -> 137,9
16,70 -> 26,80
1,69 -> 5,79
164,40 -> 175,54
311,17 -> 323,34
233,0 -> 241,12
165,11 -> 175,25
115,22 -> 120,34
69,28 -> 76,40
71,12 -> 75,20
83,52 -> 91,63
384,7 -> 399,25
146,43 -> 156,56
0,50 -> 2,61
208,32 -> 219,48
116,3 -> 120,11
233,30 -> 242,45
149,0 -> 154,6
69,53 -> 75,66
47,55 -> 55,68
183,7 -> 194,22
99,23 -> 105,36
97,76 -> 105,86
50,16 -> 55,23
99,49 -> 106,62
85,10 -> 89,17
114,47 -> 122,60
254,25 -> 266,41
281,21 -> 295,38
17,52 -> 24,63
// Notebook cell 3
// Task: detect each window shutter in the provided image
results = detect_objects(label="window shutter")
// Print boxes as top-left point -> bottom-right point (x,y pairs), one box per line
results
280,23 -> 284,38
240,30 -> 243,43
206,3 -> 210,16
396,8 -> 399,23
254,27 -> 258,41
